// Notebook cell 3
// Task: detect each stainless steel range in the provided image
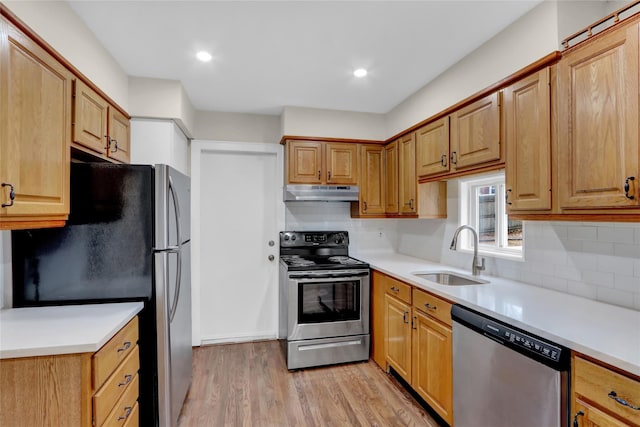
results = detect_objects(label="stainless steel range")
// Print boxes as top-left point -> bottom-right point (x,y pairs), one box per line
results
279,231 -> 370,370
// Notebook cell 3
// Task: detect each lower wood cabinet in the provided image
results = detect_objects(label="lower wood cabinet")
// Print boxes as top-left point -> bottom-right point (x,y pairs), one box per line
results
572,355 -> 640,427
372,271 -> 454,425
0,317 -> 140,427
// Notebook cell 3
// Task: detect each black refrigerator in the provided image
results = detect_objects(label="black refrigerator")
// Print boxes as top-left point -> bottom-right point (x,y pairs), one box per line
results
12,162 -> 192,427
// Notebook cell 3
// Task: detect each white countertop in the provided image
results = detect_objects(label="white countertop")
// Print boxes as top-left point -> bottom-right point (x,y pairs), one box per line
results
0,302 -> 144,359
356,251 -> 640,377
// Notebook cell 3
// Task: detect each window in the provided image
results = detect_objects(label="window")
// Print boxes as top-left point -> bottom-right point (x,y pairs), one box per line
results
459,172 -> 523,260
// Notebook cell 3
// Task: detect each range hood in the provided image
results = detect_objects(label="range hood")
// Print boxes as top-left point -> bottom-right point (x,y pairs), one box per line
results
284,184 -> 359,202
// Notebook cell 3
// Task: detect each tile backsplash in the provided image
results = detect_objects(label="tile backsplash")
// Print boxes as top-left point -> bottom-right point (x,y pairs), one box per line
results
285,186 -> 640,311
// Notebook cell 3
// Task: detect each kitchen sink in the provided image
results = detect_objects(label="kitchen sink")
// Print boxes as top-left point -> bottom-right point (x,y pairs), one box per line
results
412,271 -> 489,286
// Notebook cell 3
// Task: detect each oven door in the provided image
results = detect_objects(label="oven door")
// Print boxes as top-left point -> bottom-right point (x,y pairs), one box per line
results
287,269 -> 370,341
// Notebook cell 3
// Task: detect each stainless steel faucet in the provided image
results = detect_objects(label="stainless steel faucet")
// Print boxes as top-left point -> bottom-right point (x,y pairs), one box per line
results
450,225 -> 485,276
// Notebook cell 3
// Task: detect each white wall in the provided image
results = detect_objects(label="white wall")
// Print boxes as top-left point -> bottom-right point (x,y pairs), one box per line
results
386,1 -> 559,136
193,111 -> 281,143
281,106 -> 386,141
3,1 -> 129,110
128,77 -> 196,137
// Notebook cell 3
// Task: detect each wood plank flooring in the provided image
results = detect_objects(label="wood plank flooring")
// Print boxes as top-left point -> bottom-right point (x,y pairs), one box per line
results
178,340 -> 442,427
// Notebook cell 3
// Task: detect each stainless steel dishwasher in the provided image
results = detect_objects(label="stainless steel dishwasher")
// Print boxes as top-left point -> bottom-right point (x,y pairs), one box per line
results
451,305 -> 570,427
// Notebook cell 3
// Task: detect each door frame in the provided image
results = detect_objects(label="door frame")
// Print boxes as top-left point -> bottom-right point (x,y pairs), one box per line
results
190,140 -> 284,346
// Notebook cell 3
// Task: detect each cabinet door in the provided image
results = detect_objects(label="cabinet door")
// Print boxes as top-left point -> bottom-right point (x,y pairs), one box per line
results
108,108 -> 130,163
412,310 -> 453,425
398,134 -> 417,214
384,294 -> 411,382
416,117 -> 450,178
558,22 -> 640,209
0,18 -> 71,222
450,91 -> 502,170
73,79 -> 109,155
384,141 -> 399,214
359,145 -> 385,215
504,68 -> 552,211
326,142 -> 358,184
287,141 -> 323,184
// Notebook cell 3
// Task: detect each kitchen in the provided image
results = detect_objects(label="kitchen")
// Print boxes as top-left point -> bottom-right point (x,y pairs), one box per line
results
1,0 -> 640,426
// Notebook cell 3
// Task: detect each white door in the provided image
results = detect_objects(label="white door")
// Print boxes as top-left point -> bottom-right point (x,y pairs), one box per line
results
191,141 -> 284,345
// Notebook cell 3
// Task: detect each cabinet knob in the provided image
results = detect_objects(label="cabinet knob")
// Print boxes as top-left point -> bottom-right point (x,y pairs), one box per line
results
318,170 -> 321,180
363,201 -> 368,211
409,198 -> 414,210
111,139 -> 119,153
572,411 -> 584,427
1,182 -> 15,208
268,255 -> 275,261
441,154 -> 447,167
104,135 -> 111,150
328,171 -> 332,180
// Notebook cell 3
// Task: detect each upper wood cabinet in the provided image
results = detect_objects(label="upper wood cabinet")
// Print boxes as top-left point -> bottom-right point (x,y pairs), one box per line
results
353,144 -> 385,216
415,92 -> 502,181
0,16 -> 71,229
73,80 -> 130,163
384,141 -> 399,214
450,91 -> 503,170
286,140 -> 358,185
398,134 -> 417,214
504,67 -> 552,212
416,117 -> 450,178
558,21 -> 639,210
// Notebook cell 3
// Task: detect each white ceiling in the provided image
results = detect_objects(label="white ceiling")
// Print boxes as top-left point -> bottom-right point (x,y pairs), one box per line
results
69,1 -> 542,115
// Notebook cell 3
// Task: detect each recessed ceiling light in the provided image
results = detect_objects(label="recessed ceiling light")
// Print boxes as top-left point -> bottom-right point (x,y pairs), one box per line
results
196,51 -> 212,62
353,68 -> 368,78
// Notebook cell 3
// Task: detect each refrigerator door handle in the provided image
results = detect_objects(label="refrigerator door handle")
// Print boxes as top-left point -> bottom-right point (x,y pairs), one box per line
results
155,246 -> 180,254
168,176 -> 182,323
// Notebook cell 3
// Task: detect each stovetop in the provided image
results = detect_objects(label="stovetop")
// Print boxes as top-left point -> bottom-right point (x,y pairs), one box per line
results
279,231 -> 368,271
280,254 -> 369,271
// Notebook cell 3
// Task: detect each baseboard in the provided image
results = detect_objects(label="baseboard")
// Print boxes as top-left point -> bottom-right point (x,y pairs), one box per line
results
199,332 -> 278,346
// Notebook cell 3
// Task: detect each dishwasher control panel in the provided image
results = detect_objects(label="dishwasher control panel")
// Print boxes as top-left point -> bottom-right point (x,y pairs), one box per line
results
483,321 -> 562,362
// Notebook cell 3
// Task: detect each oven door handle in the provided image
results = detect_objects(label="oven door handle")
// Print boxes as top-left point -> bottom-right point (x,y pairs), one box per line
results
289,271 -> 369,280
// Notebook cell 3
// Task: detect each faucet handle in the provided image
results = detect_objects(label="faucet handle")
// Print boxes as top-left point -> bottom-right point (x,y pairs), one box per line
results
479,257 -> 485,271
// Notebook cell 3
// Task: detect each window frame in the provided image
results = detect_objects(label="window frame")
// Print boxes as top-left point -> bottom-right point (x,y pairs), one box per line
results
458,171 -> 523,261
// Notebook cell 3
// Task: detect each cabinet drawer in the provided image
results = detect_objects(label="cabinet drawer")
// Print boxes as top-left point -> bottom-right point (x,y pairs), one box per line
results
94,346 -> 140,427
102,373 -> 139,427
413,289 -> 452,326
574,356 -> 640,425
93,317 -> 138,389
383,276 -> 412,304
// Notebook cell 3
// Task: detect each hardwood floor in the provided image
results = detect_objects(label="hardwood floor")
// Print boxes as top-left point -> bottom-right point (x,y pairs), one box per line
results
178,340 -> 443,427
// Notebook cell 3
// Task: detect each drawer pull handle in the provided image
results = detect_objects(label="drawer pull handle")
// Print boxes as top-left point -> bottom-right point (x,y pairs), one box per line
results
424,303 -> 437,310
117,406 -> 133,421
624,176 -> 635,200
573,411 -> 584,427
608,391 -> 640,410
117,341 -> 132,353
390,286 -> 399,292
118,374 -> 133,387
1,183 -> 15,208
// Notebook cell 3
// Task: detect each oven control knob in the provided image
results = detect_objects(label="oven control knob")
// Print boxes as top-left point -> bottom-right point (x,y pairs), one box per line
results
291,235 -> 296,241
284,235 -> 290,241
